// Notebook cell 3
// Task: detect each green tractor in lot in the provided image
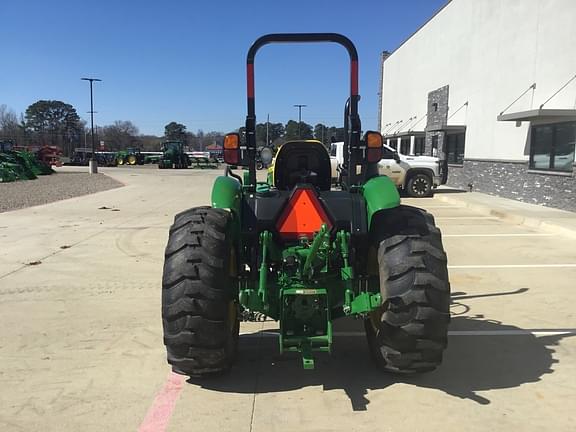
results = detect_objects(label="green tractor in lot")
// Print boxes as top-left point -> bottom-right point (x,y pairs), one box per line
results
161,34 -> 450,375
158,140 -> 189,169
115,148 -> 145,166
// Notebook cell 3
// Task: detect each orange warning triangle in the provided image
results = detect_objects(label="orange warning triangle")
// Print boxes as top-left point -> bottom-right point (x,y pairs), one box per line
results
276,189 -> 332,239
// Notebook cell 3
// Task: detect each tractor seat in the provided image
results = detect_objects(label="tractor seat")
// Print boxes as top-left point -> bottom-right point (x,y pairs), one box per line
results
273,141 -> 331,191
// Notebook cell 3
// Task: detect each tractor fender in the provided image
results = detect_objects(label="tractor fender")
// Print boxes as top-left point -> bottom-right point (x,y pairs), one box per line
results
361,175 -> 401,229
211,175 -> 242,213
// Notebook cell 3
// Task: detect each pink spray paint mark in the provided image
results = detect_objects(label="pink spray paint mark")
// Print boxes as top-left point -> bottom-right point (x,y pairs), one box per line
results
138,372 -> 185,432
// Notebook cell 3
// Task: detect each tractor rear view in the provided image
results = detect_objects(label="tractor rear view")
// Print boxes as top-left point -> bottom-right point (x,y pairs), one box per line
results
158,140 -> 189,169
161,34 -> 450,375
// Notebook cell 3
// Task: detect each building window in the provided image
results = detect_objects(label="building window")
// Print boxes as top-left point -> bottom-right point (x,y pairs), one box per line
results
446,132 -> 465,165
530,122 -> 575,172
430,135 -> 438,157
414,137 -> 425,155
389,140 -> 397,150
400,138 -> 410,155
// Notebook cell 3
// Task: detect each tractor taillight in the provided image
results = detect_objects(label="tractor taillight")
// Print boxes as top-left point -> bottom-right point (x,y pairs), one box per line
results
364,131 -> 383,163
224,133 -> 240,165
276,188 -> 333,240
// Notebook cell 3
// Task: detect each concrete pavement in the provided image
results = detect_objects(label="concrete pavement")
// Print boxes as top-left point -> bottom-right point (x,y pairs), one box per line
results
0,166 -> 575,431
434,186 -> 576,239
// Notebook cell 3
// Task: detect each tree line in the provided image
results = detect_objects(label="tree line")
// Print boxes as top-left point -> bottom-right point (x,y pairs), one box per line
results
1,100 -> 345,156
167,120 -> 345,151
238,120 -> 345,149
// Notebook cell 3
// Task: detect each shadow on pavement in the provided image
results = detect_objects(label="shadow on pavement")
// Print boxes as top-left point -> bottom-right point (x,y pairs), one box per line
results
187,289 -> 574,411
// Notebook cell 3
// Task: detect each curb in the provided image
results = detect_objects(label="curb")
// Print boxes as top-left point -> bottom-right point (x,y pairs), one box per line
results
435,193 -> 576,239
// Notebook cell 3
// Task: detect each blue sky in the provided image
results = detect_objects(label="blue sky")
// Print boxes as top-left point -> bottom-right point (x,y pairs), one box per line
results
1,0 -> 445,136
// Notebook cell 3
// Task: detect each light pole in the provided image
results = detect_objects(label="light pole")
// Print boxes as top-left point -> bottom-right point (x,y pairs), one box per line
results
293,104 -> 307,138
81,77 -> 102,174
266,113 -> 270,146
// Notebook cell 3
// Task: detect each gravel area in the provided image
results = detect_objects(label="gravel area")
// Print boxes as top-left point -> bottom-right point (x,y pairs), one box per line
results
0,172 -> 123,213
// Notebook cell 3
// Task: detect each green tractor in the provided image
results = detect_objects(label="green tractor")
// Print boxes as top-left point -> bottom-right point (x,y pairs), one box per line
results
158,140 -> 189,169
161,34 -> 450,375
116,148 -> 144,166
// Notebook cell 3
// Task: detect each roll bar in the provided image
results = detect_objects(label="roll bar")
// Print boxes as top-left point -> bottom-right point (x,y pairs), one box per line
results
244,33 -> 362,187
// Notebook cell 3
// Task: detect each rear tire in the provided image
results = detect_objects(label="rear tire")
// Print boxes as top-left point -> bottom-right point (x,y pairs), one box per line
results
406,173 -> 433,197
365,205 -> 450,373
162,206 -> 239,376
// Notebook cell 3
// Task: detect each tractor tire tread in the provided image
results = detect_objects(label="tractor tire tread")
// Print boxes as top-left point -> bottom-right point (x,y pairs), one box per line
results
162,207 -> 237,376
366,205 -> 450,374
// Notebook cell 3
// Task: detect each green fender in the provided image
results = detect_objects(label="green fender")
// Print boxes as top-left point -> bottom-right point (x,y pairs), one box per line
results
361,175 -> 401,228
211,176 -> 242,213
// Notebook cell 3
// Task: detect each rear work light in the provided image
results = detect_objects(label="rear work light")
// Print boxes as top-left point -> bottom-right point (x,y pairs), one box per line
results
364,131 -> 383,163
224,133 -> 240,165
276,188 -> 333,240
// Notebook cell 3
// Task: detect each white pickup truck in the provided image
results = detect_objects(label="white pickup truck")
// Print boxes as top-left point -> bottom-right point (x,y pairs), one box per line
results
330,142 -> 443,197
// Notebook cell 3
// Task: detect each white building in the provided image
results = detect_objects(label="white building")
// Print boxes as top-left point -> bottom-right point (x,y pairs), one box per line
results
379,0 -> 576,210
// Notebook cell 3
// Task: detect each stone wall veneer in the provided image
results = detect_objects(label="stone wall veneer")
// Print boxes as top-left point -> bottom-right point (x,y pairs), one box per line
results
447,160 -> 576,212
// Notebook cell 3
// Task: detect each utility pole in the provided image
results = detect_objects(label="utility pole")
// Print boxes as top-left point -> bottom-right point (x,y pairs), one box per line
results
293,104 -> 307,138
266,113 -> 269,147
81,77 -> 102,174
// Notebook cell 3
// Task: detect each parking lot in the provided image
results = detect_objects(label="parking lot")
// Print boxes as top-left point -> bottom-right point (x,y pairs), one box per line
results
1,166 -> 575,431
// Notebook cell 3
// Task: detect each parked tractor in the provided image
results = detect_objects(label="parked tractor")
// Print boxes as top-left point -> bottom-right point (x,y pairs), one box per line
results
161,34 -> 450,375
116,148 -> 144,166
158,140 -> 189,169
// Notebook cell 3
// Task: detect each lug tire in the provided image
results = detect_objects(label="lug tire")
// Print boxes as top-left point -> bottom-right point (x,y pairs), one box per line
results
406,173 -> 433,198
365,205 -> 450,373
162,206 -> 239,376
